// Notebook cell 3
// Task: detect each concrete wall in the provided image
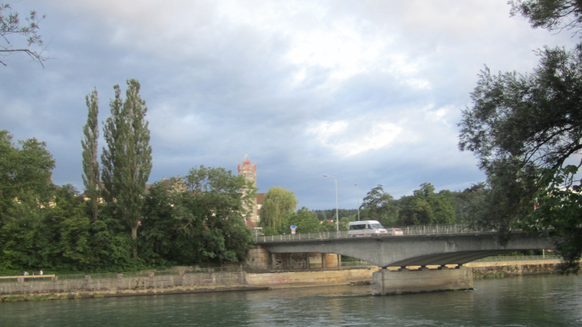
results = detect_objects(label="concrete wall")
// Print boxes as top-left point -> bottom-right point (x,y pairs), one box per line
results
246,247 -> 270,270
372,266 -> 473,295
0,271 -> 248,298
0,267 -> 377,300
246,267 -> 378,288
245,247 -> 340,271
0,261 -> 564,301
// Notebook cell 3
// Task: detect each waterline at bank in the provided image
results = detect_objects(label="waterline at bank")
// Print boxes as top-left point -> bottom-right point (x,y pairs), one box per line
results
0,260 -> 564,302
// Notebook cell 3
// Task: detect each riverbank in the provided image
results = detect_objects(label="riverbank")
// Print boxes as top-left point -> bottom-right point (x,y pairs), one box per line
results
0,260 -> 563,302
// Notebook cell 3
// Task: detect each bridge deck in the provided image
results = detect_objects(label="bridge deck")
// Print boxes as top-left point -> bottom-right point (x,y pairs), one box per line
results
257,229 -> 551,268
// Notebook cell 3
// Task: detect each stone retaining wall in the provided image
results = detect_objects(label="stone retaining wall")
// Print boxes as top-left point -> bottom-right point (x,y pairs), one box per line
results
0,271 -> 249,300
0,267 -> 375,301
0,261 -> 562,301
245,267 -> 377,288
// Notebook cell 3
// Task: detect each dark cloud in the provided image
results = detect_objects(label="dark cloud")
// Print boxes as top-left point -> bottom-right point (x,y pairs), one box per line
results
0,0 -> 577,210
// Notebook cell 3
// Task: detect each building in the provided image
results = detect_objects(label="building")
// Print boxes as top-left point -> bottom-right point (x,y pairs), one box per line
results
238,155 -> 265,229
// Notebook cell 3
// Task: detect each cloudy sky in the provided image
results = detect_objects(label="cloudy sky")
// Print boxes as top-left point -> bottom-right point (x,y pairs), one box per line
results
1,0 -> 577,210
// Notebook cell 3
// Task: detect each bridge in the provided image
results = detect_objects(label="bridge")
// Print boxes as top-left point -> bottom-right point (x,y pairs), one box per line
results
254,225 -> 553,295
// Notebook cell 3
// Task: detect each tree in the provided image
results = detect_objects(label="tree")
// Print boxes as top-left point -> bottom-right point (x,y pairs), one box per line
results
316,211 -> 328,222
259,186 -> 298,235
0,3 -> 45,66
182,166 -> 255,263
283,207 -> 321,233
451,183 -> 488,224
398,195 -> 434,226
359,185 -> 398,227
47,184 -> 94,270
0,131 -> 56,271
319,220 -> 337,232
139,179 -> 182,264
459,44 -> 582,273
510,0 -> 582,35
398,183 -> 456,225
525,166 -> 582,273
430,189 -> 456,224
141,168 -> 256,265
101,79 -> 152,258
0,193 -> 50,271
82,88 -> 100,221
0,130 -> 55,219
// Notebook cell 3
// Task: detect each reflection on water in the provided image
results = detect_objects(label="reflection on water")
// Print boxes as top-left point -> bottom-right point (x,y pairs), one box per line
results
1,274 -> 582,326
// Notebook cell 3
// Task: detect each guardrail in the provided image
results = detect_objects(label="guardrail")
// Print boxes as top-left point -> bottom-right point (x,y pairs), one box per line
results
256,224 -> 492,243
0,275 -> 56,283
473,254 -> 559,262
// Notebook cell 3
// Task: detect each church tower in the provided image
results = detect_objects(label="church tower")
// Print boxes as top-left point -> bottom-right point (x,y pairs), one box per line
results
238,155 -> 258,225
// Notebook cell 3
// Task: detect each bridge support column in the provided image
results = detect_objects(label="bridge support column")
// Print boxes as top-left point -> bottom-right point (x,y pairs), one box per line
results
372,265 -> 473,296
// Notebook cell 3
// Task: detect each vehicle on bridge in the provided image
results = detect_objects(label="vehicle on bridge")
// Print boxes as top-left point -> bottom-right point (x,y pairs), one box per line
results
386,227 -> 403,236
348,220 -> 391,237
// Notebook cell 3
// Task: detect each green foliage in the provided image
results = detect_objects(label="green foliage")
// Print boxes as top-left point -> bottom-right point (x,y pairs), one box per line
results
0,130 -> 55,221
259,186 -> 298,234
510,0 -> 582,35
319,220 -> 337,232
139,181 -> 183,264
0,3 -> 45,66
283,207 -> 321,234
82,88 -> 100,221
101,79 -> 152,257
359,185 -> 398,226
431,190 -> 456,224
0,193 -> 50,270
0,127 -> 257,273
459,45 -> 582,172
361,183 -> 456,226
141,167 -> 256,265
451,183 -> 488,224
459,45 -> 582,235
316,211 -> 327,221
89,206 -> 134,271
459,9 -> 582,272
399,195 -> 434,225
183,167 -> 255,263
523,165 -> 582,273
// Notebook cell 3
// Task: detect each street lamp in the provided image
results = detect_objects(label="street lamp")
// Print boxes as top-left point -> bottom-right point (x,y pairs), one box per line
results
323,174 -> 339,231
355,184 -> 360,221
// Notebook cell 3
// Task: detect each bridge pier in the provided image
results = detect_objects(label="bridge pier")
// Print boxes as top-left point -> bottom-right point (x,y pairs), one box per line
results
372,265 -> 473,296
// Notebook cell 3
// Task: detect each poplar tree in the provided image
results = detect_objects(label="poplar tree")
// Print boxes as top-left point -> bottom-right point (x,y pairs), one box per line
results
101,79 -> 152,258
81,88 -> 100,221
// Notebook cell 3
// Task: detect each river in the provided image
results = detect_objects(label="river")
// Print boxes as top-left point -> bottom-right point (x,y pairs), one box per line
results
1,274 -> 582,326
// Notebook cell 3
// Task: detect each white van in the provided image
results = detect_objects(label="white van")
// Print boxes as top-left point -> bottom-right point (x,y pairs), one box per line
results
347,220 -> 388,237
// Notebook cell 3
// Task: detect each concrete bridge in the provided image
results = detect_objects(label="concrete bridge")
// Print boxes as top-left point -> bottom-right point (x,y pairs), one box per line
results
254,225 -> 553,295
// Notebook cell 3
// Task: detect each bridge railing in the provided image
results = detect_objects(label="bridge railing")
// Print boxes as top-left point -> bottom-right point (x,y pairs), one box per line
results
402,224 -> 479,235
255,224 -> 488,243
256,230 -> 350,243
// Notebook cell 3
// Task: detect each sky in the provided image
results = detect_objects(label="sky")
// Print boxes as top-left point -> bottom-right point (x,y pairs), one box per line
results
0,0 -> 578,210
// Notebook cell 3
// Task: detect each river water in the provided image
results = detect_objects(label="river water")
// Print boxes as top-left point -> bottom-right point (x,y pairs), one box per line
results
1,274 -> 582,327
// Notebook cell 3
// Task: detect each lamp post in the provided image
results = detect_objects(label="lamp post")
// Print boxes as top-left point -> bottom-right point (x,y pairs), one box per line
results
323,174 -> 339,231
355,184 -> 360,221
